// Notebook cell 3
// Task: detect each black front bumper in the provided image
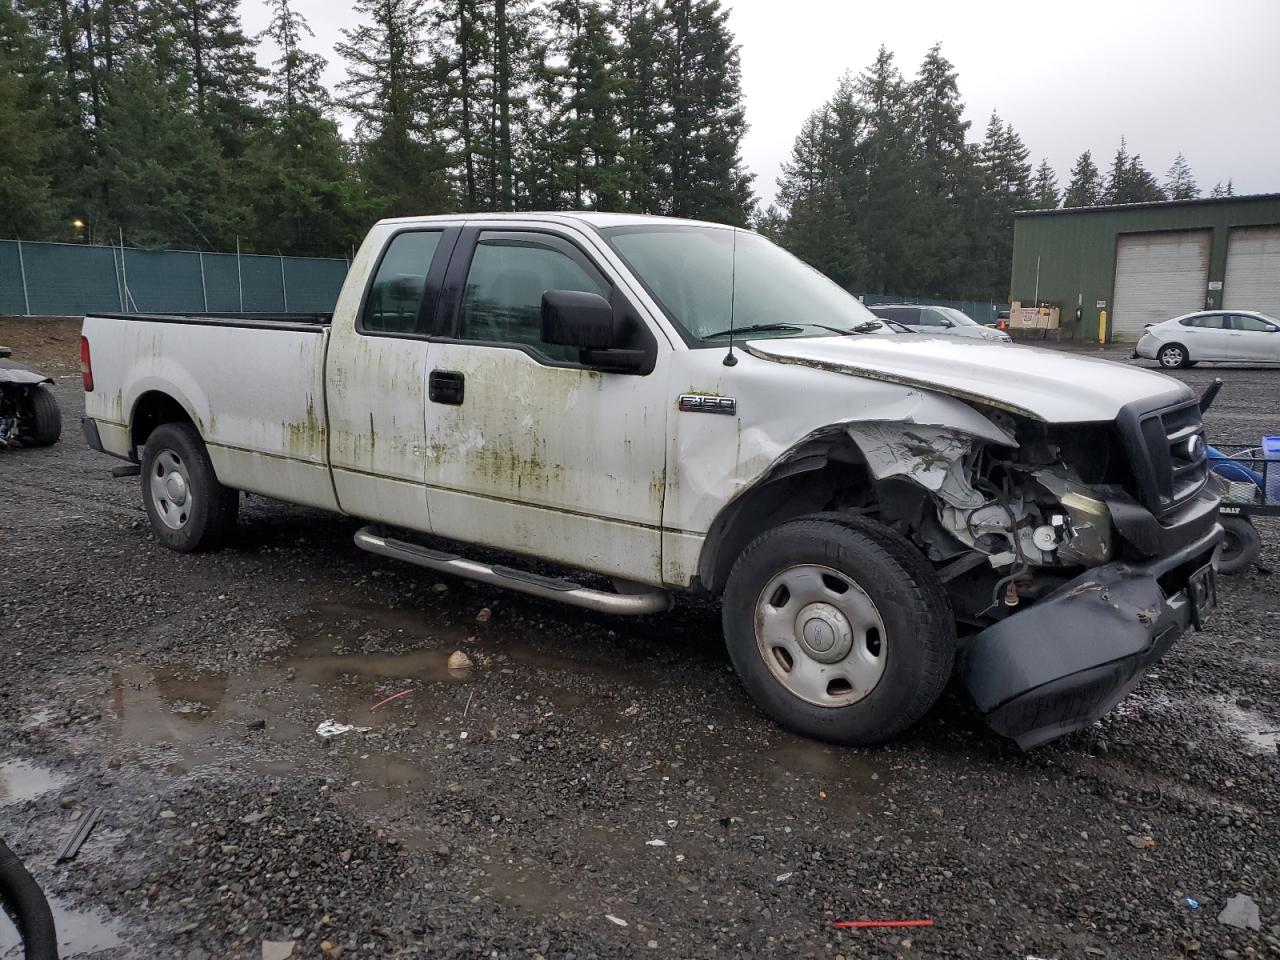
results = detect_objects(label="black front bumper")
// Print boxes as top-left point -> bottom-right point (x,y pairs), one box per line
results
959,524 -> 1222,749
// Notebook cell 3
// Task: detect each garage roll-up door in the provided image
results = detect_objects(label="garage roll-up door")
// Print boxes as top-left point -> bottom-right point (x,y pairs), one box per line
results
1112,230 -> 1211,341
1224,225 -> 1280,317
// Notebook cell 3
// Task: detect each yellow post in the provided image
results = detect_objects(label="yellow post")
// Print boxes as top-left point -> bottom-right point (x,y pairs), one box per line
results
1098,309 -> 1107,344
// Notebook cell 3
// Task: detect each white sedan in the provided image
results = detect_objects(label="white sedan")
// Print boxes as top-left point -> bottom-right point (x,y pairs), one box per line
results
1135,310 -> 1280,368
868,305 -> 1012,342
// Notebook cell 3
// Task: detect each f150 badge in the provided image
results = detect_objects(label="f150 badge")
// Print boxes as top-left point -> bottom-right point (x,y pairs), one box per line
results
679,394 -> 737,415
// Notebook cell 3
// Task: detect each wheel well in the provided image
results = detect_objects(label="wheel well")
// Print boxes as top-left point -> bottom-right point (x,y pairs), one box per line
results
697,433 -> 878,596
130,391 -> 195,455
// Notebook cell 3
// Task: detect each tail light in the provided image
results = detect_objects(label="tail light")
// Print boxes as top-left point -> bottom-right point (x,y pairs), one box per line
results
80,336 -> 94,392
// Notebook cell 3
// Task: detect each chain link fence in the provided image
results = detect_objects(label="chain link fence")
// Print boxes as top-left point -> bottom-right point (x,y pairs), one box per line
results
0,240 -> 349,317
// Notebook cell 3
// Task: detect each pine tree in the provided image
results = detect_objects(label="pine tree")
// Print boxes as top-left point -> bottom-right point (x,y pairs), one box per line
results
1063,149 -> 1102,207
337,0 -> 452,216
94,58 -> 238,247
0,0 -> 58,237
906,43 -> 971,294
1164,152 -> 1199,200
534,0 -> 625,209
1030,159 -> 1059,209
847,48 -> 912,294
1210,179 -> 1235,198
427,0 -> 492,210
612,0 -> 663,212
237,0 -> 374,255
655,0 -> 754,223
970,112 -> 1031,296
155,0 -> 264,155
1105,137 -> 1166,204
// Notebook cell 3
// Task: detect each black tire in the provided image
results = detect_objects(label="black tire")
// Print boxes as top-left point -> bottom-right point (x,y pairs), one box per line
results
1216,516 -> 1261,575
141,421 -> 239,552
1158,343 -> 1190,369
19,385 -> 61,447
722,514 -> 955,746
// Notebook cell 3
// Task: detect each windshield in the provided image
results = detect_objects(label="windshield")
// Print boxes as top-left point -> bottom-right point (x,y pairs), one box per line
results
935,307 -> 979,327
601,225 -> 881,342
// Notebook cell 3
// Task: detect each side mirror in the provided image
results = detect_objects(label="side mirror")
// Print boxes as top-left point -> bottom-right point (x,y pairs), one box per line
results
938,317 -> 954,328
541,290 -> 651,373
541,290 -> 621,349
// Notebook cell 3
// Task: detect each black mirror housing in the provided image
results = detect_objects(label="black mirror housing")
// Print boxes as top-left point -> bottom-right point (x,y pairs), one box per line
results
541,290 -> 621,349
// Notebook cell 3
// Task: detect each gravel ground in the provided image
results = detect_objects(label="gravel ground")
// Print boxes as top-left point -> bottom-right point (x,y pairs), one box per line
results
1,318 -> 1277,960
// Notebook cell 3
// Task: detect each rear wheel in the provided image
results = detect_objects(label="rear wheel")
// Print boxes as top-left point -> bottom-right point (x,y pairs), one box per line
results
1217,516 -> 1261,575
722,515 -> 955,746
19,385 -> 61,447
141,422 -> 238,552
1158,343 -> 1190,368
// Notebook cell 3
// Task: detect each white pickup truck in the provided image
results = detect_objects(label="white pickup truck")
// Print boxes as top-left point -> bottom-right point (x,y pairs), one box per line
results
81,213 -> 1222,749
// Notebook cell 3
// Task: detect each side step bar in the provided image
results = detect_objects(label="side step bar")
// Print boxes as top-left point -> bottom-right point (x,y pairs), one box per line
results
353,525 -> 672,615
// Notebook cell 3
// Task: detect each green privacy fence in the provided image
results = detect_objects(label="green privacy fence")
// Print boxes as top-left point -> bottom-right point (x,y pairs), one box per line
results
0,240 -> 349,317
859,293 -> 1006,324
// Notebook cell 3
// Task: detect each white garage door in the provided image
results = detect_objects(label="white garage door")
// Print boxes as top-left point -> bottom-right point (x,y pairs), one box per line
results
1112,231 -> 1211,341
1224,225 -> 1280,317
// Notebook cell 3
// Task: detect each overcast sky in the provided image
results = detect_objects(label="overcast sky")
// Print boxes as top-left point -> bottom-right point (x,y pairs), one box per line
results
242,0 -> 1280,208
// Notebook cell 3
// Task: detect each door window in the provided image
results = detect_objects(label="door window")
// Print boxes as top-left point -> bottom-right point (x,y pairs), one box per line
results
459,237 -> 608,363
1230,314 -> 1276,332
913,309 -> 941,326
361,231 -> 443,335
1180,314 -> 1226,329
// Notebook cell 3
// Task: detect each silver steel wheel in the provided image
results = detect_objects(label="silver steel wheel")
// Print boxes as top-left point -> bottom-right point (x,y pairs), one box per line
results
753,563 -> 887,708
149,448 -> 193,530
1160,346 -> 1184,367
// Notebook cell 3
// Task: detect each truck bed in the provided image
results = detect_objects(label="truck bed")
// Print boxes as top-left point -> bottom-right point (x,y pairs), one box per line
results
90,312 -> 332,332
82,311 -> 337,511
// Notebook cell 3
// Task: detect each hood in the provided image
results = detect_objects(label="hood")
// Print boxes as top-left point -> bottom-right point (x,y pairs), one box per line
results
744,335 -> 1191,422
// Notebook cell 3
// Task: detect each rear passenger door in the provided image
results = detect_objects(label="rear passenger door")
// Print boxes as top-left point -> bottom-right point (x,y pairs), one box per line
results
1179,314 -> 1229,360
421,225 -> 670,585
326,224 -> 459,529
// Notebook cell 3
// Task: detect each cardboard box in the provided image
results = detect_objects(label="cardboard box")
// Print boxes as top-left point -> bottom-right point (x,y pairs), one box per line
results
1010,305 -> 1059,330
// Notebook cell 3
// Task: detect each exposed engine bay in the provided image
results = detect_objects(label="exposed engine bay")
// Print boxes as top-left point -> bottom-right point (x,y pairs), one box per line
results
845,413 -> 1130,622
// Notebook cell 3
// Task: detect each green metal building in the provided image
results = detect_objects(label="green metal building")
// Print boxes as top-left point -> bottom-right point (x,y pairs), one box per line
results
1010,193 -> 1280,342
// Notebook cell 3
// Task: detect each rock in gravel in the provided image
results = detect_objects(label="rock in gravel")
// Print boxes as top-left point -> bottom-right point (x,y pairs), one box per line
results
261,941 -> 296,960
475,607 -> 492,623
1217,893 -> 1261,930
447,650 -> 474,670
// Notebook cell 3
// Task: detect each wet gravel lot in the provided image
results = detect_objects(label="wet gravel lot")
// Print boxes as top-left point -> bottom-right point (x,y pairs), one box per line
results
1,318 -> 1277,960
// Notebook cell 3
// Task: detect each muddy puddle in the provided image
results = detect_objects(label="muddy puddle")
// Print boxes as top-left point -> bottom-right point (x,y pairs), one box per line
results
83,597 -> 883,820
1215,696 -> 1280,752
0,759 -> 70,806
0,893 -> 123,958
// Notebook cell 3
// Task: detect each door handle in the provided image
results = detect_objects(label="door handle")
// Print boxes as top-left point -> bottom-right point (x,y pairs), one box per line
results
429,370 -> 465,405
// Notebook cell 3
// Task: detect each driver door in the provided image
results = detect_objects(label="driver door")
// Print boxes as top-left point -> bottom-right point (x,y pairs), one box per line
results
1226,314 -> 1280,361
422,226 -> 670,585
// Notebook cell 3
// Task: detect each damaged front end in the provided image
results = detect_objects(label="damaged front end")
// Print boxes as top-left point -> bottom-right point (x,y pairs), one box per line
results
846,398 -> 1221,748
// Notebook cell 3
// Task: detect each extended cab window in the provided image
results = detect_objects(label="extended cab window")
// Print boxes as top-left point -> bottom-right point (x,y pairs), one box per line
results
362,231 -> 443,335
459,236 -> 607,363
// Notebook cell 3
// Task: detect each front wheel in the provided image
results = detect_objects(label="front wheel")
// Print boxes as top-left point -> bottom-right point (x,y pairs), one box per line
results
141,422 -> 239,552
19,385 -> 61,447
1158,343 -> 1190,368
722,515 -> 955,746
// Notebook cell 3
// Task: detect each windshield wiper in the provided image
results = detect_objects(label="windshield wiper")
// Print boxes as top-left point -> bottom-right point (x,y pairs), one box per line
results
702,322 -> 805,339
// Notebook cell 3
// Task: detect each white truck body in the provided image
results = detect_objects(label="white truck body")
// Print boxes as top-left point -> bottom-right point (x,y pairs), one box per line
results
81,213 -> 1222,748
